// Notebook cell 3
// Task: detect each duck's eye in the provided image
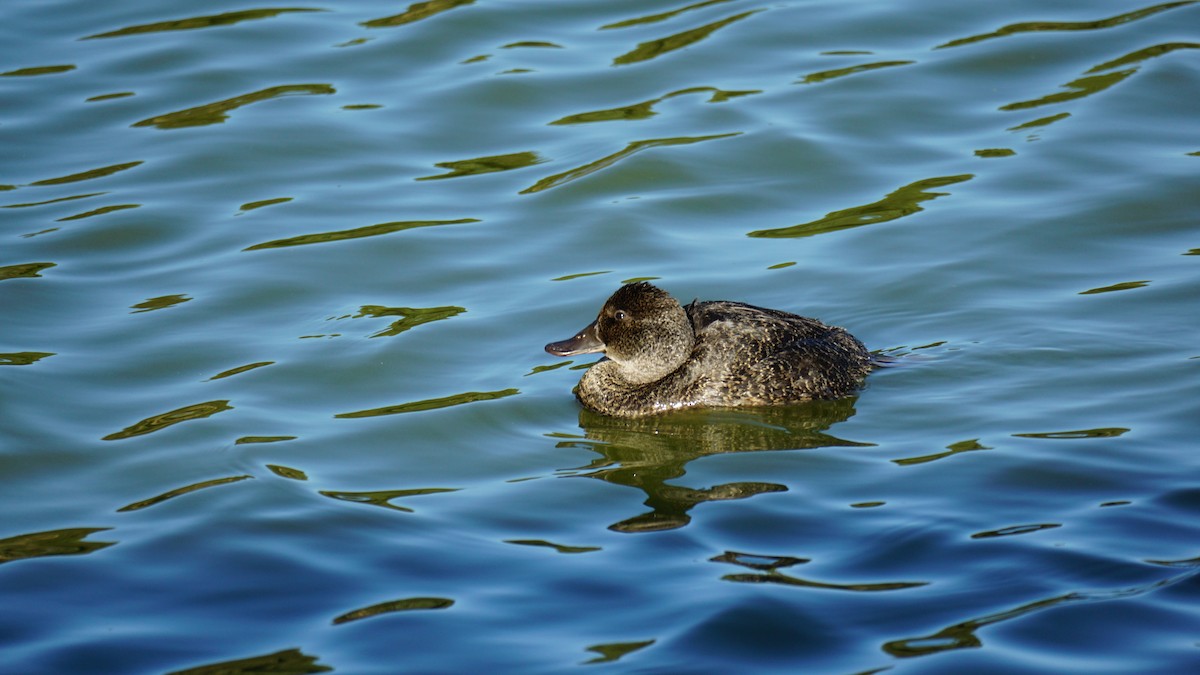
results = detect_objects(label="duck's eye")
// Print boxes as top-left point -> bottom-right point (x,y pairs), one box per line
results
614,310 -> 628,321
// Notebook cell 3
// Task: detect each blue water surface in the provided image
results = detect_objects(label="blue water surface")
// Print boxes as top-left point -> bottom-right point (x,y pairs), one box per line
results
3,1 -> 1199,673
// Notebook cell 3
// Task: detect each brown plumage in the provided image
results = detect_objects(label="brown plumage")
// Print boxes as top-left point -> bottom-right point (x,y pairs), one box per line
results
545,282 -> 872,417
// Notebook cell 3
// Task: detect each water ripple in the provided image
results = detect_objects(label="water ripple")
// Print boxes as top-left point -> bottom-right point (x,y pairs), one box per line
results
747,175 -> 974,239
335,389 -> 520,418
936,1 -> 1198,49
117,475 -> 253,512
504,539 -> 602,554
27,160 -> 143,187
549,86 -> 759,125
714,550 -> 928,592
353,304 -> 466,338
102,400 -> 233,441
558,402 -> 868,532
207,361 -> 275,381
243,218 -> 479,250
332,596 -> 454,625
612,10 -> 763,66
600,0 -> 733,30
416,151 -> 546,181
56,203 -> 140,221
319,487 -> 461,512
81,8 -> 325,40
361,0 -> 475,29
0,527 -> 115,564
0,64 -> 75,77
1000,68 -> 1137,112
0,351 -> 56,366
0,262 -> 56,280
133,84 -> 336,129
583,639 -> 656,664
797,60 -> 915,85
970,523 -> 1063,539
883,559 -> 1200,658
130,293 -> 191,314
520,133 -> 740,194
167,648 -> 331,675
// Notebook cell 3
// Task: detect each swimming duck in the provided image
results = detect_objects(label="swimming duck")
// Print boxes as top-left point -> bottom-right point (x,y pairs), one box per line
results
545,282 -> 873,418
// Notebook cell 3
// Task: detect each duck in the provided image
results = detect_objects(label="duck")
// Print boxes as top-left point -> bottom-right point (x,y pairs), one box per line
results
545,282 -> 873,418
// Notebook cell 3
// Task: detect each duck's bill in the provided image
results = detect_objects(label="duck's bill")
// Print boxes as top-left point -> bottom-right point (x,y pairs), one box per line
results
545,320 -> 604,356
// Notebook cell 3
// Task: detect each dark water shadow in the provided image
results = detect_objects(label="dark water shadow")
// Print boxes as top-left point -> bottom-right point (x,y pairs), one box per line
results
553,399 -> 870,532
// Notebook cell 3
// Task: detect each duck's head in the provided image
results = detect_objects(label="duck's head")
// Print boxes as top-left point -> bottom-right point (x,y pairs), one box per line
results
545,282 -> 694,383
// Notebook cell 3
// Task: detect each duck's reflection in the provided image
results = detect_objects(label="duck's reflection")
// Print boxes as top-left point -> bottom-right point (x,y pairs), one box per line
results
555,398 -> 869,532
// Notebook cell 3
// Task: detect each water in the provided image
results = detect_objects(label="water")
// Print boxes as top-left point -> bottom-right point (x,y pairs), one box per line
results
2,0 -> 1198,672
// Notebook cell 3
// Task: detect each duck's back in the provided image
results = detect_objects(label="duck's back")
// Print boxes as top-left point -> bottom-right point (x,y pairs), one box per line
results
683,300 -> 871,406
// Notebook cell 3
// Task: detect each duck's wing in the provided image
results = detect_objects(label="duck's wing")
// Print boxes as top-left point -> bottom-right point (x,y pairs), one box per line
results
687,301 -> 871,400
689,301 -> 831,349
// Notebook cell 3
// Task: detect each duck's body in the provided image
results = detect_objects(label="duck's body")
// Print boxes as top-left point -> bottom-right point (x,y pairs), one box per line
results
545,282 -> 872,418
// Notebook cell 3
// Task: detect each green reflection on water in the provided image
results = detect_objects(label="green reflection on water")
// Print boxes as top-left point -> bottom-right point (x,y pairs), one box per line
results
266,464 -> 308,481
1079,280 -> 1150,295
319,487 -> 460,512
244,218 -> 479,250
239,197 -> 292,212
550,87 -> 758,125
102,400 -> 233,441
505,539 -> 602,554
3,192 -> 105,208
798,60 -> 913,85
1087,41 -> 1200,73
208,361 -> 275,381
893,438 -> 992,466
133,84 -> 335,129
502,41 -> 562,49
936,1 -> 1198,49
86,92 -> 134,102
82,8 -> 325,39
1007,112 -> 1071,132
56,203 -> 140,221
552,271 -> 611,281
0,352 -> 55,366
747,175 -> 973,239
0,527 -> 114,564
335,388 -> 520,418
0,65 -> 75,77
974,148 -> 1015,158
525,361 -> 574,376
417,151 -> 545,181
130,293 -> 191,314
361,0 -> 475,29
601,0 -> 731,30
332,596 -> 454,625
29,160 -> 143,186
712,550 -> 927,592
583,639 -> 656,664
0,262 -> 55,280
1014,427 -> 1130,439
559,400 -> 870,532
167,648 -> 331,675
1001,69 -> 1136,112
355,305 -> 466,338
117,475 -> 253,512
612,10 -> 762,66
521,133 -> 740,194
